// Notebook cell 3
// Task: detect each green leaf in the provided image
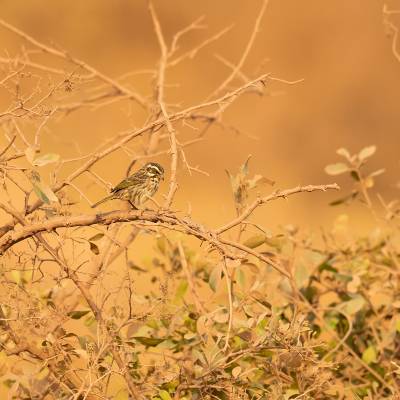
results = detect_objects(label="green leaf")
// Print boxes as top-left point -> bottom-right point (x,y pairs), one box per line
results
362,345 -> 377,364
31,175 -> 58,204
89,233 -> 104,241
78,335 -> 90,349
358,145 -> 376,161
341,295 -> 365,315
33,184 -> 50,204
30,170 -> 41,183
3,379 -> 15,388
248,174 -> 275,189
41,184 -> 58,202
329,191 -> 358,206
209,264 -> 222,292
350,171 -> 360,181
243,234 -> 266,249
232,366 -> 242,378
294,263 -> 310,288
284,388 -> 299,400
336,147 -> 351,159
241,155 -> 251,176
89,242 -> 99,255
236,267 -> 246,288
133,336 -> 165,347
84,316 -> 97,327
128,262 -> 146,272
36,367 -> 50,380
369,168 -> 385,178
11,270 -> 21,285
68,310 -> 91,319
324,163 -> 349,176
225,169 -> 234,186
114,390 -> 129,400
146,319 -> 159,330
25,147 -> 36,164
159,390 -> 172,400
241,262 -> 259,274
33,153 -> 60,167
156,236 -> 168,255
318,262 -> 337,273
174,280 -> 188,302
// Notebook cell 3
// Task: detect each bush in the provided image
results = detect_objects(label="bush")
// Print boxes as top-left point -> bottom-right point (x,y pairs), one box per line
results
0,3 -> 399,400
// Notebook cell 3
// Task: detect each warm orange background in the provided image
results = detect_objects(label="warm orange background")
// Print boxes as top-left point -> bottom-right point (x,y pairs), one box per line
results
1,0 -> 400,232
0,2 -> 400,398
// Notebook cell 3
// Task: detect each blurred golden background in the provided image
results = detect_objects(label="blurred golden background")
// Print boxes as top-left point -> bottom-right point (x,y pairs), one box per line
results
1,3 -> 400,398
1,0 -> 400,232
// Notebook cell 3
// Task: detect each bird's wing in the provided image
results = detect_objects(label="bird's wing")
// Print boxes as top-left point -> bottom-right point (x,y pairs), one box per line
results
111,175 -> 142,193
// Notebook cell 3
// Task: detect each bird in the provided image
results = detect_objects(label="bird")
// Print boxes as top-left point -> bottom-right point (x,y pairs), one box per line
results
91,162 -> 164,209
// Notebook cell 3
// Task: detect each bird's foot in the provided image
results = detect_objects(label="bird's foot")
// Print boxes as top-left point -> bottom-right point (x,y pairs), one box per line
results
128,201 -> 138,210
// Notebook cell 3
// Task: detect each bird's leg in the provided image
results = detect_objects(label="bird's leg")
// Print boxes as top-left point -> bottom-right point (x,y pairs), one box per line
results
128,201 -> 138,210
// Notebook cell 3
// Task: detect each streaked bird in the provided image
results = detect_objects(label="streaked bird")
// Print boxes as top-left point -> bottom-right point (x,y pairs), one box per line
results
91,162 -> 164,209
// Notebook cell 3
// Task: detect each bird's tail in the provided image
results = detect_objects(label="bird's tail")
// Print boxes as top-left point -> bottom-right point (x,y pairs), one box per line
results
91,195 -> 114,208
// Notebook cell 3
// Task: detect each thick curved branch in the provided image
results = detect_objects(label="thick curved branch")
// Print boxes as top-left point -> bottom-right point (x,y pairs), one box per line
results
0,209 -> 230,258
0,183 -> 339,280
0,207 -> 288,278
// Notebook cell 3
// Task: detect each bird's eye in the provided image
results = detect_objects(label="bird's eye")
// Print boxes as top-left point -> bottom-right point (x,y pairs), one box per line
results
147,165 -> 157,174
146,163 -> 163,175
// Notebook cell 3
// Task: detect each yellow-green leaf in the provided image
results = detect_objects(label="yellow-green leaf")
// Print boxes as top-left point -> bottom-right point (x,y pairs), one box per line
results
39,183 -> 58,202
232,366 -> 242,378
174,280 -> 188,302
114,390 -> 129,400
358,145 -> 376,161
324,163 -> 349,176
36,367 -> 50,380
89,233 -> 104,241
11,270 -> 21,285
209,264 -> 222,292
243,234 -> 266,249
24,147 -> 36,164
159,390 -> 172,400
89,242 -> 99,255
294,263 -> 310,288
284,389 -> 299,400
31,176 -> 58,203
341,295 -> 365,315
156,236 -> 168,255
133,336 -> 165,347
33,153 -> 60,167
33,184 -> 50,204
362,345 -> 377,364
336,147 -> 351,159
236,267 -> 246,288
3,379 -> 15,388
68,310 -> 90,319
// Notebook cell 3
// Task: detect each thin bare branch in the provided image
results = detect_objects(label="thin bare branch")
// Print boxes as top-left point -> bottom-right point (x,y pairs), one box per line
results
216,183 -> 340,234
0,19 -> 148,108
206,0 -> 269,100
149,1 -> 179,208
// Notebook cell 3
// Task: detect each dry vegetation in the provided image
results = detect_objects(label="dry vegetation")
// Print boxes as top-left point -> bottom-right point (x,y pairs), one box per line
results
0,2 -> 399,400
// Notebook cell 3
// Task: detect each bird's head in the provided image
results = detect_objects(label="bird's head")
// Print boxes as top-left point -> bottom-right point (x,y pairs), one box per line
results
144,162 -> 165,180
